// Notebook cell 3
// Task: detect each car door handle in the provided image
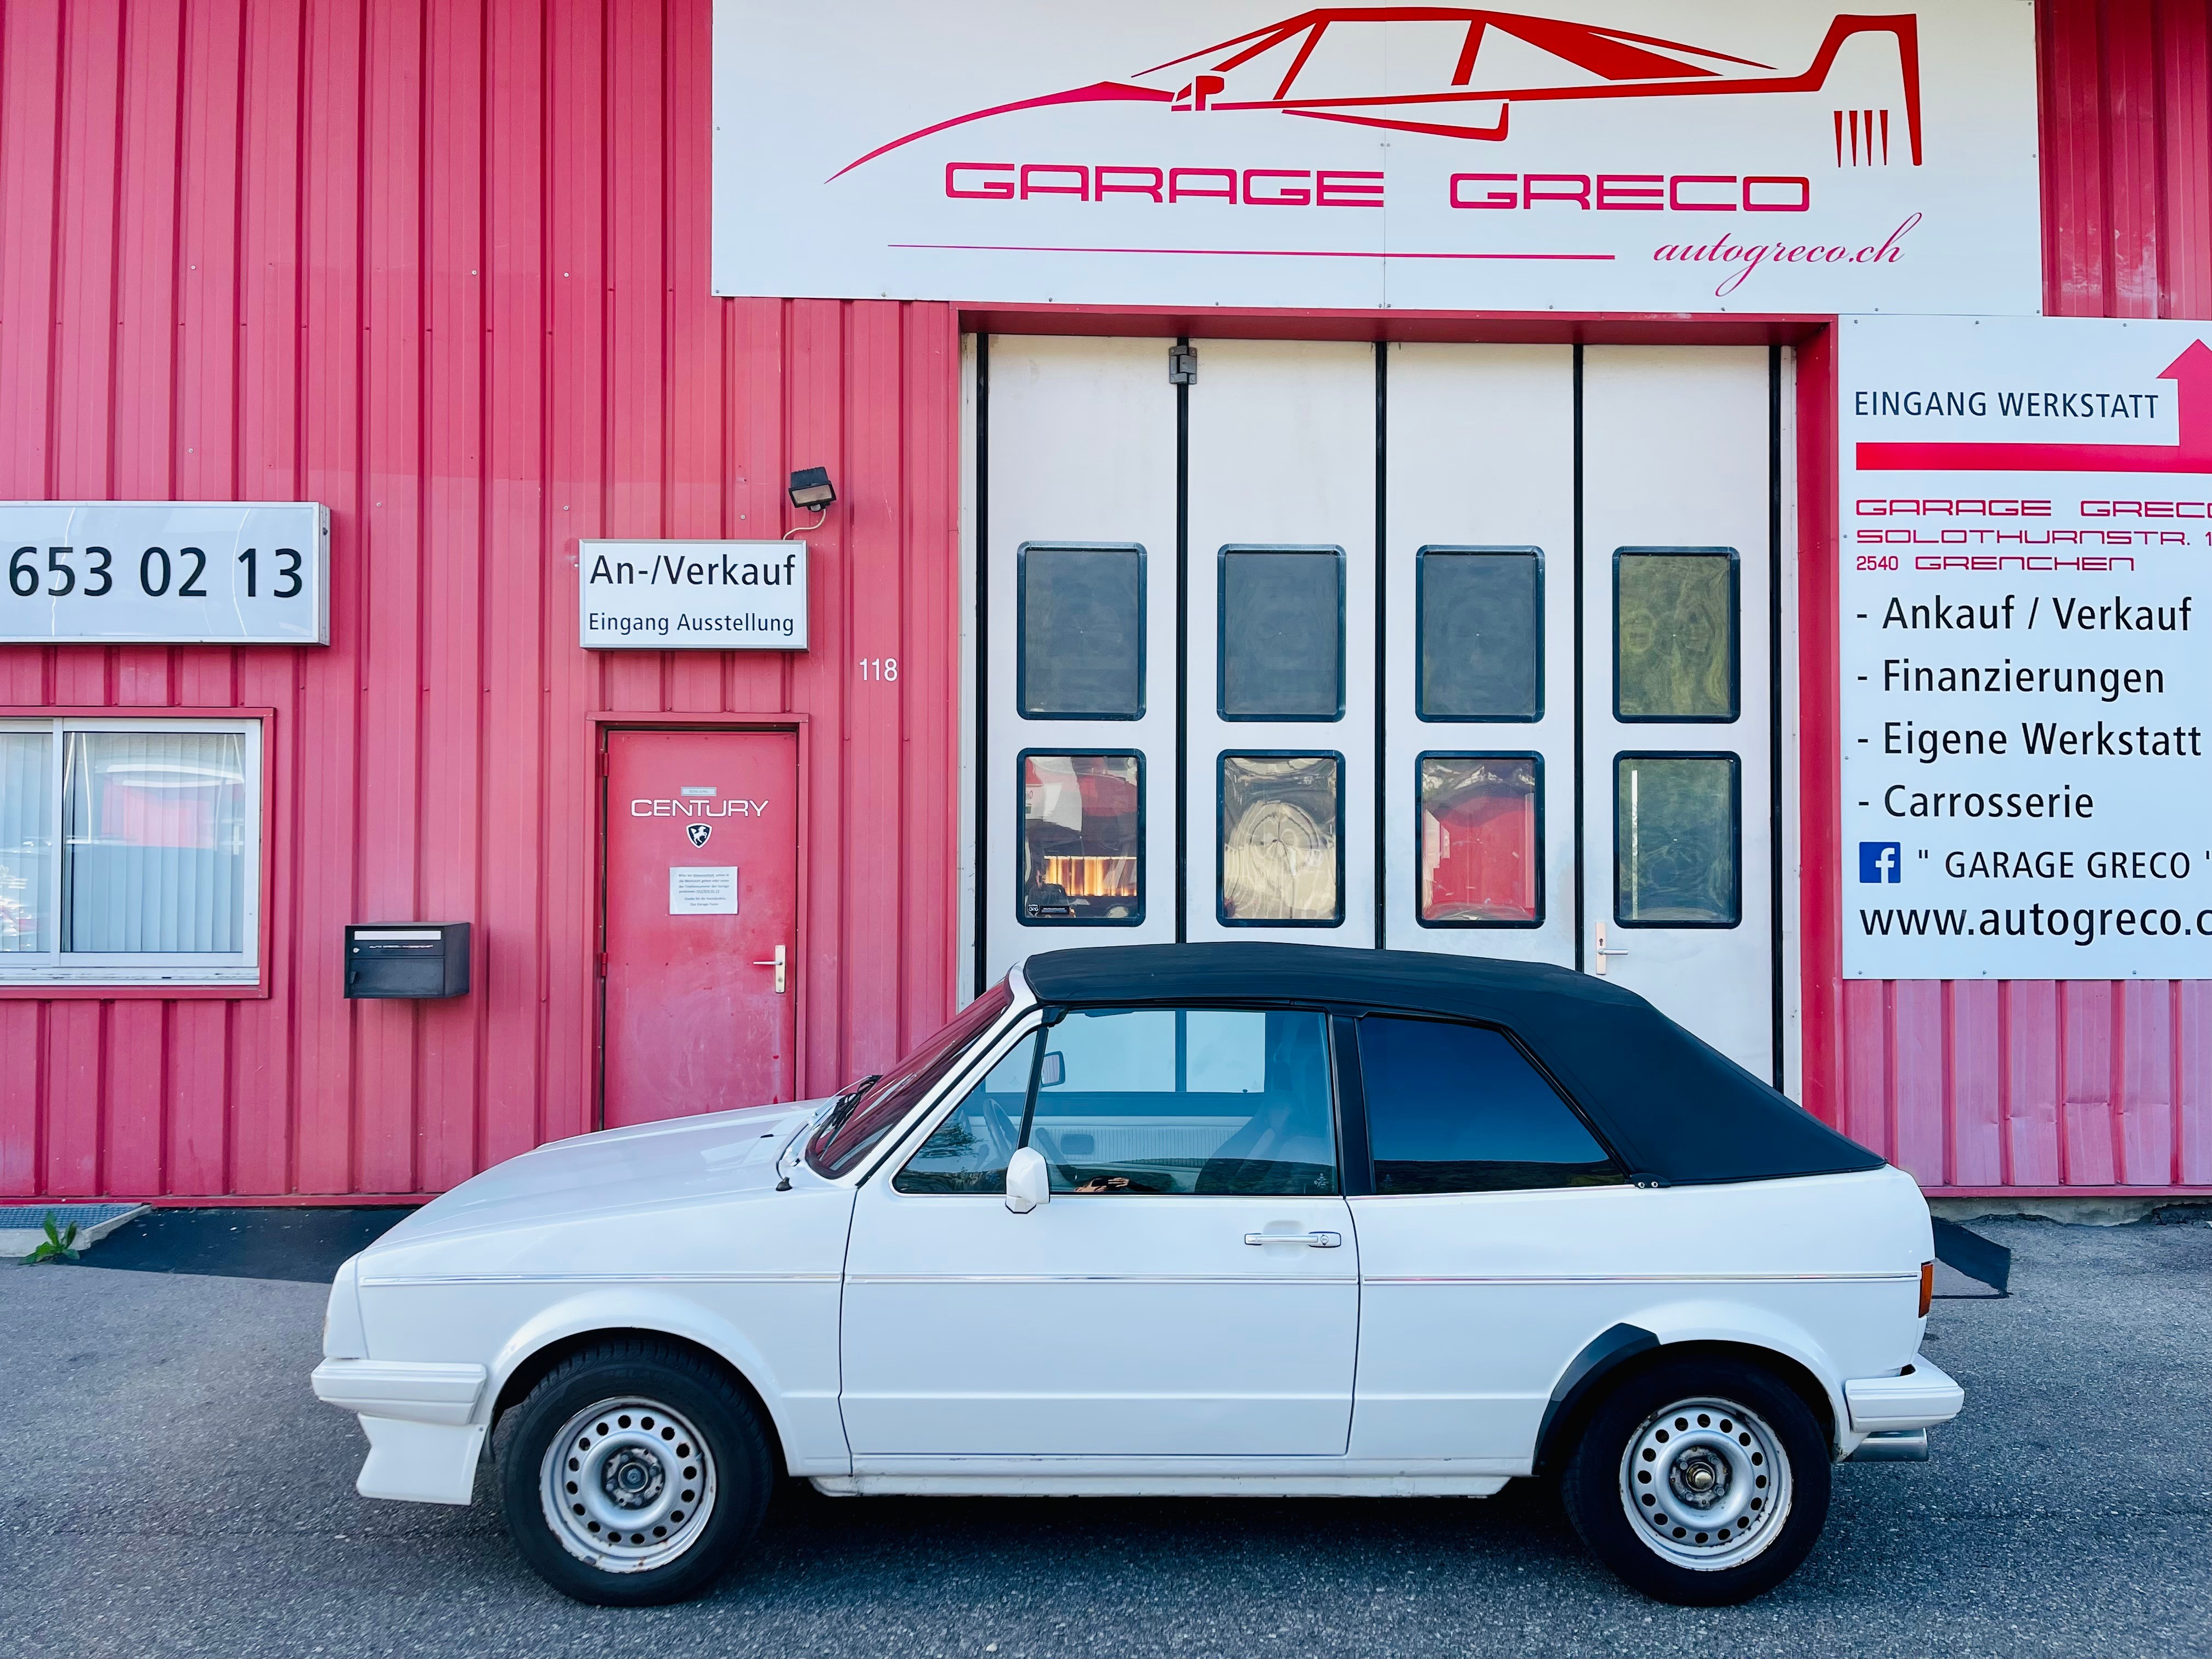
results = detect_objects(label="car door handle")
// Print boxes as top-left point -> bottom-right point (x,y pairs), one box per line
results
1244,1231 -> 1342,1248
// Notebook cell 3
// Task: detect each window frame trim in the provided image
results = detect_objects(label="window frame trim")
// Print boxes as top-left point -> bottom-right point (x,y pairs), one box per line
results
1216,543 -> 1348,724
1611,545 -> 1742,725
1014,540 -> 1148,722
0,710 -> 271,994
1014,747 -> 1147,929
1413,749 -> 1546,931
1612,749 -> 1745,932
1413,545 -> 1545,724
1215,748 -> 1348,929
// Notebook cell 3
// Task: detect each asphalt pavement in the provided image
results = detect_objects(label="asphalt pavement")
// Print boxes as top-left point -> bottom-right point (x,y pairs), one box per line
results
2,1212 -> 2207,1659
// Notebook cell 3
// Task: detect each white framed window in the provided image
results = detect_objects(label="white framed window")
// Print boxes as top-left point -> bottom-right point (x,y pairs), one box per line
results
0,717 -> 262,986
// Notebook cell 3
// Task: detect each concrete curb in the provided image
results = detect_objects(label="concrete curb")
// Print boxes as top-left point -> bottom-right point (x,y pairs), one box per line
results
0,1204 -> 151,1261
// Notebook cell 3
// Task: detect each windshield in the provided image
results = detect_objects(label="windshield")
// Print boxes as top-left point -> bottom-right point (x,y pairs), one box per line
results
805,979 -> 1017,1178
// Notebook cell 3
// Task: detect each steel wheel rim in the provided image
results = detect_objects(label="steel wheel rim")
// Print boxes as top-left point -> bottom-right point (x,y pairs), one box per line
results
1618,1395 -> 1793,1571
539,1396 -> 718,1574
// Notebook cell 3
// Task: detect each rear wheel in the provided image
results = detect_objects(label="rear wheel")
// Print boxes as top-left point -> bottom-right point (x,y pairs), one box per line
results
497,1340 -> 772,1606
1561,1356 -> 1830,1606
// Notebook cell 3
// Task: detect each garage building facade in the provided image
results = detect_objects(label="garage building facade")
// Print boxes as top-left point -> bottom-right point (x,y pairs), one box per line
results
1,0 -> 2209,1203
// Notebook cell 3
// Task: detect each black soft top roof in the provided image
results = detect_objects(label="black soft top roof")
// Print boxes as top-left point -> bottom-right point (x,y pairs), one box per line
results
1021,943 -> 1881,1187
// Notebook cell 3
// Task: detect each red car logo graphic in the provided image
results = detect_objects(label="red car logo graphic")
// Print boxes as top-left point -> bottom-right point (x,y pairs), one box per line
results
833,8 -> 1923,179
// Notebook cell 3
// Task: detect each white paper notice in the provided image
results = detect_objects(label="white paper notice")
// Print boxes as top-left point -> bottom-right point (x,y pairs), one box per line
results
669,867 -> 739,916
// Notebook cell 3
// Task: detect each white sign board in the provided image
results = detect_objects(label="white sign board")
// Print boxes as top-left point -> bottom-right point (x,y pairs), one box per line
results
670,867 -> 740,915
714,1 -> 2040,314
579,540 -> 809,650
0,501 -> 328,645
1838,315 -> 2212,979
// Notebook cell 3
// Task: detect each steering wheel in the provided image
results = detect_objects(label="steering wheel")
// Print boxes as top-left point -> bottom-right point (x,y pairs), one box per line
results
979,1097 -> 1023,1167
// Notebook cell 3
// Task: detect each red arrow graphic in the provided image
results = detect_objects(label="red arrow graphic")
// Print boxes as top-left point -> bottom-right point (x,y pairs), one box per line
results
1856,342 -> 2212,473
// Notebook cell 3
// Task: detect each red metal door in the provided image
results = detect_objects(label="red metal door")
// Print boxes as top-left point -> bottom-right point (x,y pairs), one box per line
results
602,729 -> 799,1127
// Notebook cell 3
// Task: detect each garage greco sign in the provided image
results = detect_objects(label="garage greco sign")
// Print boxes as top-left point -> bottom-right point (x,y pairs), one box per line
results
579,539 -> 810,650
1838,315 -> 2212,979
714,0 -> 2039,313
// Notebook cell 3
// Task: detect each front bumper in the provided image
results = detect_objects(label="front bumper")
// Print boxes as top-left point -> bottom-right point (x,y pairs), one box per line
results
312,1359 -> 490,1505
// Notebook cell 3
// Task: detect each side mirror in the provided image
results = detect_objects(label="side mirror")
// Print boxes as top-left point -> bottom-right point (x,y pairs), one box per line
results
1005,1146 -> 1051,1214
1037,1050 -> 1065,1088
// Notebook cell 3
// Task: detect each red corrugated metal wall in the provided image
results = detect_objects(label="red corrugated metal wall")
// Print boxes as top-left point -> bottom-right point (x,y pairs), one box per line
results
1814,0 -> 2212,1193
0,0 -> 960,1200
6,1 -> 2211,1199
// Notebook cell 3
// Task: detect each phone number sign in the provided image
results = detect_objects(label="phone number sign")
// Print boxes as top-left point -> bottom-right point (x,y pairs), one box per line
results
1,501 -> 329,645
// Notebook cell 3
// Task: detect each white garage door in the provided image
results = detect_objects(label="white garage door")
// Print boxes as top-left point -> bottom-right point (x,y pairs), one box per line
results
972,335 -> 1788,1083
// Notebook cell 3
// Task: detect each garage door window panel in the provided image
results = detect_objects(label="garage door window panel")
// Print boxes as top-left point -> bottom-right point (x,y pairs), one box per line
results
1356,1015 -> 1622,1194
1022,1007 -> 1338,1197
1019,752 -> 1143,925
1018,544 -> 1146,720
1614,549 -> 1739,723
1417,754 -> 1542,927
1417,548 -> 1541,721
1218,548 -> 1345,721
1615,753 -> 1741,928
1218,753 -> 1343,926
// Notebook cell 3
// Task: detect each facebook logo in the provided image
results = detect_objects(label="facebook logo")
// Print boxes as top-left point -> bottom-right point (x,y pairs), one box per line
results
1859,842 -> 1903,884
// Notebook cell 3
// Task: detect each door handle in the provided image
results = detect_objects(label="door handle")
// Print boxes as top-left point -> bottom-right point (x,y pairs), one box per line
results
1593,924 -> 1629,977
752,943 -> 787,994
1244,1231 -> 1342,1248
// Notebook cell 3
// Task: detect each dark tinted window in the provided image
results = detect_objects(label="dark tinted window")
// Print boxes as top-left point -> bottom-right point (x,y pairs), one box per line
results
1357,1015 -> 1621,1194
1019,545 -> 1144,718
1220,549 -> 1343,719
1418,549 -> 1539,719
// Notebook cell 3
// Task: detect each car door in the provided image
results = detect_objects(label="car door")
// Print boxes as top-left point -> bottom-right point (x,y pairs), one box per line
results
1345,1012 -> 1644,1465
840,1003 -> 1359,1459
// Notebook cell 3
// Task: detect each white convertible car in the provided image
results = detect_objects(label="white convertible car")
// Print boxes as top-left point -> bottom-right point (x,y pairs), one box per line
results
313,943 -> 1962,1607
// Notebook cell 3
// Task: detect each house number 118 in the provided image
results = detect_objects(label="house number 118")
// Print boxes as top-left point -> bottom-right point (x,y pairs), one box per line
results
857,657 -> 899,681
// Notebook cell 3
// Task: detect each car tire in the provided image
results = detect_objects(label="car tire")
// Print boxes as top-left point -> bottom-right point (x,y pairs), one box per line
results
496,1339 -> 774,1606
1560,1355 -> 1831,1607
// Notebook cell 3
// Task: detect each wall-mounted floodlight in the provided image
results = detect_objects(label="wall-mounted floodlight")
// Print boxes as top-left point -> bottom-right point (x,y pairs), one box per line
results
787,468 -> 836,511
785,467 -> 836,541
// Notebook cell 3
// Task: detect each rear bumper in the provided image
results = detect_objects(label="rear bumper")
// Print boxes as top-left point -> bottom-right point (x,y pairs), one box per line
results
1843,1357 -> 1965,1434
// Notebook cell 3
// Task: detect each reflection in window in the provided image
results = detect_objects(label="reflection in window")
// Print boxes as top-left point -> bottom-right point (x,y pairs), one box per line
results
1616,754 -> 1740,927
1219,754 -> 1340,925
1018,545 -> 1144,719
0,734 -> 52,953
1020,753 -> 1142,924
1418,549 -> 1540,720
1615,549 -> 1737,721
895,1031 -> 1037,1194
1418,756 -> 1539,926
63,730 -> 247,952
1035,1007 -> 1336,1195
1219,548 -> 1344,720
1357,1015 -> 1621,1194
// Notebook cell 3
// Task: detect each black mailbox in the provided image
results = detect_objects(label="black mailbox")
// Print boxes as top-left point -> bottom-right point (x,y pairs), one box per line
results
345,923 -> 471,999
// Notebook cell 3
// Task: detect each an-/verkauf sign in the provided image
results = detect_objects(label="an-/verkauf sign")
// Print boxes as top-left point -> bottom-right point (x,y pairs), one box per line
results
714,0 -> 2040,313
1838,315 -> 2212,979
580,540 -> 810,650
0,501 -> 328,645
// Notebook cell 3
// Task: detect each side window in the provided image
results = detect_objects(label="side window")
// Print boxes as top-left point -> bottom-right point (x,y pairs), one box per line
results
894,1031 -> 1039,1194
1356,1016 -> 1622,1194
1030,1007 -> 1337,1196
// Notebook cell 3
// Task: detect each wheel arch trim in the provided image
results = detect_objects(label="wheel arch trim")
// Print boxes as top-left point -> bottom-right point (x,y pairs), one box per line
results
482,1292 -> 810,1474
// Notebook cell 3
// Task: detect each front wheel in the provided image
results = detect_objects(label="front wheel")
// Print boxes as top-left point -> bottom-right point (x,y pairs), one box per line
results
497,1339 -> 772,1606
1561,1356 -> 1831,1606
